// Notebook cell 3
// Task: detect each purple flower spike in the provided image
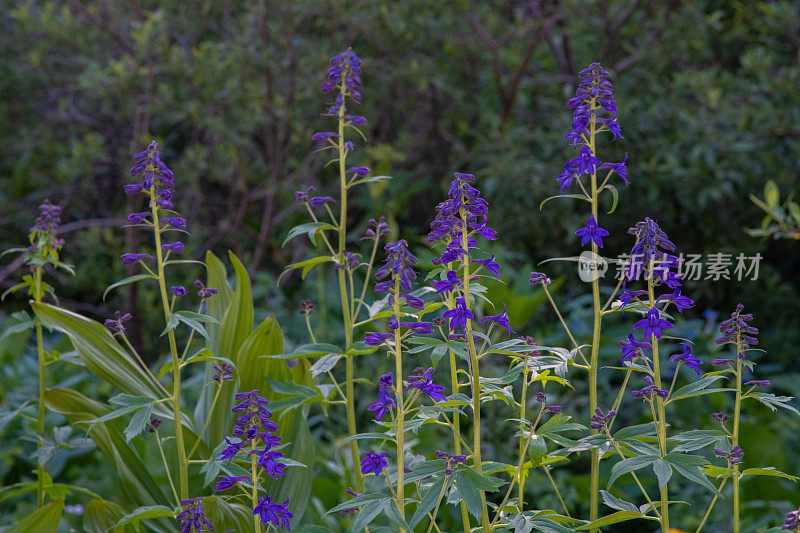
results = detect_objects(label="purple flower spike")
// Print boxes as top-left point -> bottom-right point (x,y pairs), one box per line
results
367,372 -> 396,421
529,272 -> 552,286
253,496 -> 293,531
406,367 -> 446,402
575,215 -> 609,248
176,497 -> 215,533
121,253 -> 153,264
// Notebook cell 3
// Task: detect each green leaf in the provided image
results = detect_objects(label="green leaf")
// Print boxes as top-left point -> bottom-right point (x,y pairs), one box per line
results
31,303 -> 166,399
7,498 -> 64,533
278,256 -> 334,282
282,222 -> 336,248
325,493 -> 389,514
608,456 -> 657,488
653,458 -> 673,490
740,467 -> 799,482
102,273 -> 154,300
350,174 -> 393,187
236,316 -> 287,397
540,193 -> 591,210
605,184 -> 619,214
114,505 -> 175,528
575,510 -> 656,529
219,251 -> 254,360
765,180 -> 780,208
666,375 -> 732,404
85,394 -> 153,433
750,392 -> 800,417
124,401 -> 154,442
351,500 -> 386,533
309,353 -> 342,377
599,490 -> 638,512
410,476 -> 446,527
82,498 -> 127,533
452,466 -> 502,519
669,462 -> 719,494
528,434 -> 547,468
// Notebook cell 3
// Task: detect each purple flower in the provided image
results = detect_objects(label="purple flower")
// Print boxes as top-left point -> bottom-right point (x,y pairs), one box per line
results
253,448 -> 287,478
346,166 -> 370,175
162,242 -> 185,254
321,47 -> 363,105
716,303 -> 759,352
163,217 -> 187,229
545,405 -> 563,414
365,332 -> 393,346
711,358 -> 735,366
712,412 -> 730,423
400,321 -> 434,334
633,308 -> 673,340
599,153 -> 629,186
309,196 -> 335,207
299,300 -> 315,315
213,363 -> 233,383
406,367 -> 446,402
218,437 -> 246,463
744,380 -> 771,388
176,497 -> 215,533
590,407 -> 616,430
625,218 -> 678,282
194,280 -> 218,300
367,372 -> 396,421
294,186 -> 315,203
311,132 -> 339,142
213,475 -> 248,491
344,115 -> 367,125
442,297 -> 474,331
364,216 -> 391,238
253,496 -> 293,531
575,215 -> 609,248
670,343 -> 702,376
619,331 -> 651,363
124,184 -> 145,195
714,445 -> 744,465
431,270 -> 463,293
631,376 -> 669,400
477,304 -> 516,336
780,505 -> 800,530
471,253 -> 503,278
657,288 -> 695,314
104,310 -> 132,333
375,240 -> 418,293
121,253 -> 153,264
127,212 -> 150,224
361,451 -> 391,476
169,286 -> 186,296
529,272 -> 552,286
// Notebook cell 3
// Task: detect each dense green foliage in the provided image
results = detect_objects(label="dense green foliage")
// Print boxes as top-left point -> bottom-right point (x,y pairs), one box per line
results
1,0 -> 799,531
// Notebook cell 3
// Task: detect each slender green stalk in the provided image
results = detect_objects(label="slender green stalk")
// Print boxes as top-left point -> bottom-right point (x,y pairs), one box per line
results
732,333 -> 743,533
518,354 -> 530,510
445,288 -> 471,531
120,332 -> 170,396
149,187 -> 189,499
425,475 -> 450,533
251,444 -> 262,533
648,280 -> 669,532
186,384 -> 223,460
541,284 -> 590,368
33,266 -> 46,507
335,74 -> 363,494
392,277 -> 406,527
544,467 -> 571,517
695,477 -> 728,533
588,99 -> 602,528
460,211 -> 491,532
154,427 -> 180,506
605,433 -> 660,519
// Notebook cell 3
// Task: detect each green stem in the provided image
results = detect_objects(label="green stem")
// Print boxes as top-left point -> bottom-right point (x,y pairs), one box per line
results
732,333 -> 743,533
150,187 -> 189,500
518,355 -> 530,510
425,476 -> 450,533
154,428 -> 180,506
542,283 -> 590,367
460,212 -> 491,533
251,443 -> 262,533
648,280 -> 669,532
695,477 -> 728,533
588,98 -> 602,529
33,265 -> 46,507
186,384 -> 223,460
544,467 -> 571,517
392,277 -> 406,528
606,433 -> 661,519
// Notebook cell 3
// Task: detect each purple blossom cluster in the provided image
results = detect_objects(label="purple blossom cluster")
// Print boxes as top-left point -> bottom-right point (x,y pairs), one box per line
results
714,445 -> 744,465
176,497 -> 215,533
213,390 -> 293,531
122,142 -> 186,265
434,450 -> 468,475
782,506 -> 800,531
29,199 -> 65,249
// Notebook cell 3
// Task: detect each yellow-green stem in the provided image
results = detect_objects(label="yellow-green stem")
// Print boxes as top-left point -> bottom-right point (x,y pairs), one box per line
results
588,98 -> 602,528
251,444 -> 262,533
155,428 -> 180,506
150,190 -> 189,499
392,278 -> 406,527
187,384 -> 223,460
33,266 -> 46,507
336,75 -> 363,494
732,333 -> 742,533
460,214 -> 491,532
648,281 -> 669,532
518,355 -> 530,510
695,477 -> 728,533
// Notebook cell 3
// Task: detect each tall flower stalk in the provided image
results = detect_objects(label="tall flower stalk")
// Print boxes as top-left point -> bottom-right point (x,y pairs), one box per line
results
125,142 -> 189,498
545,62 -> 627,524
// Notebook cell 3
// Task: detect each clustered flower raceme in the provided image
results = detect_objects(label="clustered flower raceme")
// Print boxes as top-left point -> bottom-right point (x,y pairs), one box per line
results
29,199 -> 65,250
782,506 -> 800,531
122,142 -> 187,265
176,497 -> 215,533
589,407 -> 616,431
617,218 -> 701,394
713,445 -> 745,466
213,390 -> 293,531
434,450 -> 468,475
536,392 -> 563,414
104,310 -> 132,333
312,47 -> 365,154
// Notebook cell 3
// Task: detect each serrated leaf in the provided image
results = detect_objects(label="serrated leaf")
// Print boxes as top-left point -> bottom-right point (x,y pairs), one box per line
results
653,458 -> 673,490
599,490 -> 638,512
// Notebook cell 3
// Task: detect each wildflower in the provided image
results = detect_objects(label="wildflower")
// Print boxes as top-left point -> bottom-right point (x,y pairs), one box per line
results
213,475 -> 248,491
625,218 -> 679,282
361,451 -> 391,476
194,280 -> 218,300
299,300 -> 315,315
212,363 -> 233,383
657,288 -> 695,314
631,376 -> 668,400
406,367 -> 446,402
365,332 -> 393,346
104,310 -> 132,333
442,297 -> 474,331
176,497 -> 215,533
121,253 -> 153,264
670,343 -> 702,376
127,212 -> 150,224
294,186 -> 315,203
340,487 -> 362,515
781,506 -> 800,530
633,308 -> 673,340
346,166 -> 370,175
714,445 -> 744,465
170,286 -> 186,296
431,270 -> 463,293
711,358 -> 735,366
545,405 -> 563,414
364,216 -> 391,238
712,412 -> 730,423
320,47 -> 362,104
575,215 -> 609,248
715,303 -> 759,351
344,115 -> 367,125
599,154 -> 629,185
619,332 -> 651,363
477,304 -> 516,336
162,242 -> 185,254
471,252 -> 502,278
434,450 -> 468,475
253,496 -> 293,531
146,417 -> 161,433
163,217 -> 187,229
744,380 -> 771,388
589,407 -> 616,430
367,372 -> 396,421
309,196 -> 335,207
529,272 -> 551,286
311,132 -> 339,143
400,321 -> 434,334
536,392 -> 547,404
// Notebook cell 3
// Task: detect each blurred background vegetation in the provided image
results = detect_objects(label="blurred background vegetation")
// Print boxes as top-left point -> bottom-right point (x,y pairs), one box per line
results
1,0 -> 799,529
